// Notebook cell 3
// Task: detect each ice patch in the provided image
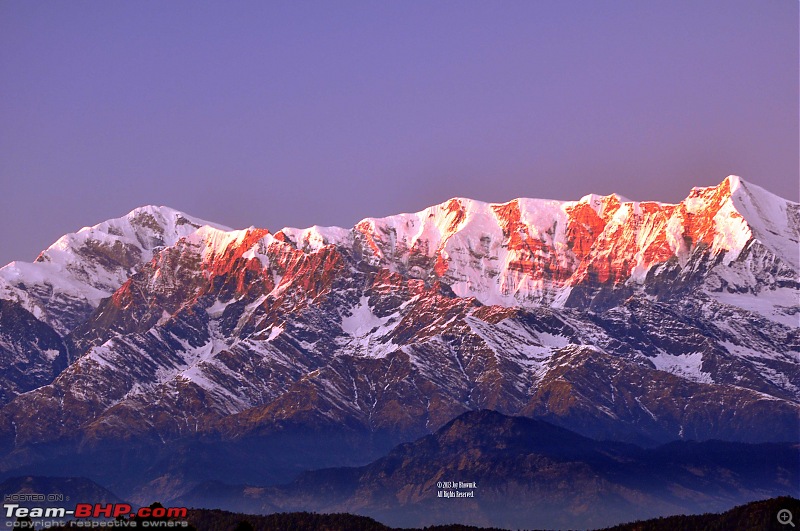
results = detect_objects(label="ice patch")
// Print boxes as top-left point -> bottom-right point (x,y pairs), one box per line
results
650,351 -> 713,384
536,332 -> 570,349
464,314 -> 565,367
342,296 -> 387,336
709,287 -> 799,328
206,299 -> 229,318
268,326 -> 283,341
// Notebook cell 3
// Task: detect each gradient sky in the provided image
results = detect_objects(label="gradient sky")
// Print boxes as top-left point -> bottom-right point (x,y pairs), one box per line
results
1,0 -> 797,266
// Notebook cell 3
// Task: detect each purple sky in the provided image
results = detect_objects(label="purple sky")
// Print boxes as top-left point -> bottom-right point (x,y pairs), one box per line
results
1,0 -> 797,266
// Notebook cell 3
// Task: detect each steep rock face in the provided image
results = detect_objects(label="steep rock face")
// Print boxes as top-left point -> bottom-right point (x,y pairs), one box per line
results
0,300 -> 68,405
0,176 -> 797,500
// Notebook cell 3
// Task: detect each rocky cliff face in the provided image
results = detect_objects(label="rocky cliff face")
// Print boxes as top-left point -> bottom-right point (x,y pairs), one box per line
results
0,176 -> 796,500
0,299 -> 68,404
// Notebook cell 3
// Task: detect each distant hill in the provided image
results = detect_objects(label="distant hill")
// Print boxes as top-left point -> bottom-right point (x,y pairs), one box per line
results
601,495 -> 800,531
174,410 -> 799,529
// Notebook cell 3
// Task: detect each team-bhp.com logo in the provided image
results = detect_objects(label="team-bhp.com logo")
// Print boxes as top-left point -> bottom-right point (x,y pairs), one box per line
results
4,503 -> 188,527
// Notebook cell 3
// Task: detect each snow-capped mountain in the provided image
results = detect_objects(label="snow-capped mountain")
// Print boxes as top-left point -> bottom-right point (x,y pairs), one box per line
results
0,176 -> 797,501
0,206 -> 229,334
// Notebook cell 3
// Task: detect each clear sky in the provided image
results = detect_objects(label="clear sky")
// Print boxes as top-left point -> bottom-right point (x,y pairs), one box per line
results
1,0 -> 797,266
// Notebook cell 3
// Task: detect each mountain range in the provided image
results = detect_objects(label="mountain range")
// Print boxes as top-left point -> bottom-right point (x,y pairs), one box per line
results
0,175 -> 797,526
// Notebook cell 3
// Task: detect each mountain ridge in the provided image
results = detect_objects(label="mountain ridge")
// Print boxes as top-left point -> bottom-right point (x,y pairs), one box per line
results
2,176 -> 796,329
0,175 -> 796,507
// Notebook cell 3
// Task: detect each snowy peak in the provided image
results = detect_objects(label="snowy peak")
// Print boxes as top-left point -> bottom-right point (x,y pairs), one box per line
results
34,205 -> 230,268
0,205 -> 229,332
727,177 -> 799,270
680,176 -> 752,254
673,176 -> 798,268
274,225 -> 351,253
